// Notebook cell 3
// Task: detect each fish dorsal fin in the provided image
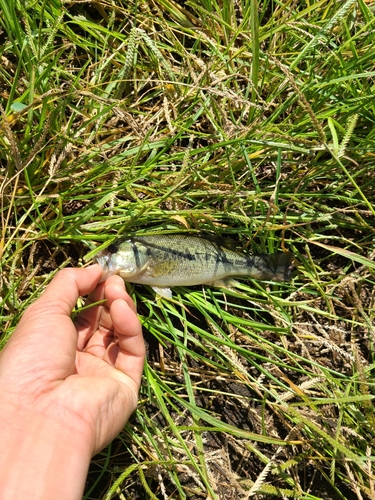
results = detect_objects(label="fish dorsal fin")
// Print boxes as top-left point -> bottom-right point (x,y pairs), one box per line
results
199,233 -> 239,251
130,232 -> 241,251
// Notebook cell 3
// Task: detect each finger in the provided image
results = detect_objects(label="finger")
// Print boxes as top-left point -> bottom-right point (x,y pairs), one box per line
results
74,281 -> 107,351
21,265 -> 102,320
80,276 -> 135,352
13,266 -> 103,347
4,266 -> 101,377
103,298 -> 145,388
76,275 -> 133,348
106,277 -> 136,313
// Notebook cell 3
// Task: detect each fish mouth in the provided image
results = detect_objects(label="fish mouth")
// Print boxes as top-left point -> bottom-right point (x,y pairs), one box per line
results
95,251 -> 115,283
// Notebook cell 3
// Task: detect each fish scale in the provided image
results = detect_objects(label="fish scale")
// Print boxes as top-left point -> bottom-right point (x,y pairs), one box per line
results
95,234 -> 293,298
141,238 -> 248,283
130,235 -> 255,284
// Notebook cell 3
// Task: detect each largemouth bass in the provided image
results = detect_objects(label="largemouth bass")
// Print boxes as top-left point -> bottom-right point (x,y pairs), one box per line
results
95,234 -> 293,298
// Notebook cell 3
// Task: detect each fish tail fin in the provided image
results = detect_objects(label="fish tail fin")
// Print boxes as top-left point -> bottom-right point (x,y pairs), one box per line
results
253,252 -> 294,281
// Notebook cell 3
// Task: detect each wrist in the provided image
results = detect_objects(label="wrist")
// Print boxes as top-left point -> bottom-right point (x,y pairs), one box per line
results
0,401 -> 92,500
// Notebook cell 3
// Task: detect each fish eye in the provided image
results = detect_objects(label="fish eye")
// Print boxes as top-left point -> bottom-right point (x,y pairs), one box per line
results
107,243 -> 118,254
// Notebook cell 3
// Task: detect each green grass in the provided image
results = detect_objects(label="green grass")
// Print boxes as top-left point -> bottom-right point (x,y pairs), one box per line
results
1,0 -> 375,498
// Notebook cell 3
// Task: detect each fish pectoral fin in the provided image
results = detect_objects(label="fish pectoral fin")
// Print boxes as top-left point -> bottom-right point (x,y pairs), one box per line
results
152,286 -> 173,299
211,278 -> 241,289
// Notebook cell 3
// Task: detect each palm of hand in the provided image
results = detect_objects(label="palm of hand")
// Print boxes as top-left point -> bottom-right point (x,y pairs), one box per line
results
0,267 -> 145,455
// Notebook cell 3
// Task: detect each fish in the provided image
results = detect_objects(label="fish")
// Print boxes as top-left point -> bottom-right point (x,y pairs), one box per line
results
95,234 -> 293,298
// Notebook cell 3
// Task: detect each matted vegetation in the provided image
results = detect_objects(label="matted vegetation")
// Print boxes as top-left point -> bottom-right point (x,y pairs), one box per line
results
1,0 -> 375,498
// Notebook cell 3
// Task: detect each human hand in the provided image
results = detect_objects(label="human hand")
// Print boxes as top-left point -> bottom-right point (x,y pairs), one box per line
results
0,266 -> 145,499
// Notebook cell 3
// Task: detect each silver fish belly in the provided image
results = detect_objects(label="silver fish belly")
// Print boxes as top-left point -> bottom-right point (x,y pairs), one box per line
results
95,234 -> 293,297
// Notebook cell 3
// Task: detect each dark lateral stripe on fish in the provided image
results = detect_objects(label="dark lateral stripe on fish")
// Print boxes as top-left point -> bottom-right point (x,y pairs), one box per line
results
131,238 -> 197,262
